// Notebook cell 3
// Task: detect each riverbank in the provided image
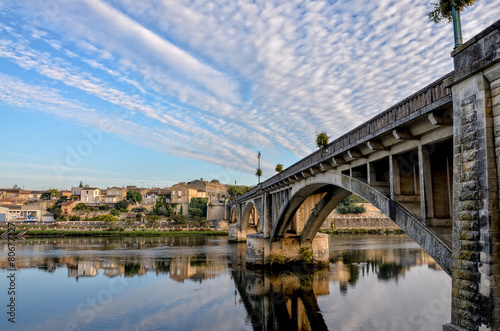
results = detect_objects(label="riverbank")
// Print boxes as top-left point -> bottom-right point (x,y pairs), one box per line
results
0,229 -> 228,237
319,228 -> 404,235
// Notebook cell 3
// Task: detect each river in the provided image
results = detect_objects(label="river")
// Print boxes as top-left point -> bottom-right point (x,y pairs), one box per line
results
0,234 -> 451,330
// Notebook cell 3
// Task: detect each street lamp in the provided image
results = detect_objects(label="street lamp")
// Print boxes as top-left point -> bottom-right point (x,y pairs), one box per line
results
257,151 -> 261,184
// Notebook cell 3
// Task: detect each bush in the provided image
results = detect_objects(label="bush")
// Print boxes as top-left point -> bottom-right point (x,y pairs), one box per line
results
74,203 -> 87,211
69,216 -> 80,222
90,215 -> 119,223
98,205 -> 110,211
299,247 -> 313,262
336,194 -> 366,214
56,215 -> 67,222
110,210 -> 120,216
115,200 -> 129,210
267,252 -> 286,265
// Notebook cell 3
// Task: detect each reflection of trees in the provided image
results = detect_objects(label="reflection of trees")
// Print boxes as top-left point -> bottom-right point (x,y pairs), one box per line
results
124,263 -> 141,277
330,247 -> 432,293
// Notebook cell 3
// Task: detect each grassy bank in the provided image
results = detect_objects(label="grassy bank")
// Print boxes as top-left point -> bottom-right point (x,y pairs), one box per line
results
0,229 -> 228,238
320,228 -> 404,235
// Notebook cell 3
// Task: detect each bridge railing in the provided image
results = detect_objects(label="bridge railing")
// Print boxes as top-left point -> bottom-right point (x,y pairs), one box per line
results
232,72 -> 453,203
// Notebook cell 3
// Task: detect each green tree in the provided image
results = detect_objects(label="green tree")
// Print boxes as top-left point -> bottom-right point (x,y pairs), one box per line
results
336,194 -> 367,214
41,189 -> 60,200
190,197 -> 209,217
189,208 -> 203,217
74,203 -> 87,211
316,131 -> 329,149
210,179 -> 220,183
115,200 -> 129,211
126,190 -> 143,203
79,181 -> 84,188
275,164 -> 284,173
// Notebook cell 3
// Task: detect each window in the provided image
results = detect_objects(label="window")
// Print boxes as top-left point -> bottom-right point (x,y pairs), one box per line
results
172,190 -> 175,196
178,190 -> 182,197
178,198 -> 182,204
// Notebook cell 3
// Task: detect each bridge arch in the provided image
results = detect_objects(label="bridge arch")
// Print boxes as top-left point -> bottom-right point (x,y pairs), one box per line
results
230,206 -> 238,224
241,201 -> 260,233
270,172 -> 451,275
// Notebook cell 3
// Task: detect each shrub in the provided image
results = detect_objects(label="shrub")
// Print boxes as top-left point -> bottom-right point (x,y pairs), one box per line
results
56,215 -> 67,222
115,200 -> 129,210
275,164 -> 284,172
69,216 -> 80,222
299,247 -> 313,262
267,252 -> 286,265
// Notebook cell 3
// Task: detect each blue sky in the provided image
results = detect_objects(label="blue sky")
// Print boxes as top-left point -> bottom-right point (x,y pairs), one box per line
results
0,0 -> 499,190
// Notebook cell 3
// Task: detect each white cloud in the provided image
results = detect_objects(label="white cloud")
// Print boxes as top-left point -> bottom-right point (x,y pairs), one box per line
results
1,0 -> 500,181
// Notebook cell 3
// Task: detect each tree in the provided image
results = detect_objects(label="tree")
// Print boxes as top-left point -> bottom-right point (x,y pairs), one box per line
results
189,208 -> 203,217
316,131 -> 329,149
211,179 -> 220,183
190,197 -> 209,217
275,164 -> 284,173
126,191 -> 142,203
428,0 -> 476,23
255,168 -> 262,177
115,200 -> 129,211
79,181 -> 84,188
13,184 -> 20,189
336,194 -> 367,214
41,189 -> 60,200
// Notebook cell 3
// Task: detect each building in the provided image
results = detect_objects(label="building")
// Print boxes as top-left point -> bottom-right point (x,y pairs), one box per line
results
60,190 -> 72,198
61,200 -> 78,215
170,183 -> 207,216
102,187 -> 127,203
0,201 -> 52,222
80,188 -> 101,204
186,178 -> 227,203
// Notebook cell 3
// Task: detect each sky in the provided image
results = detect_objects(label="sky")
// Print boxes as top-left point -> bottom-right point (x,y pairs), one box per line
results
0,0 -> 499,190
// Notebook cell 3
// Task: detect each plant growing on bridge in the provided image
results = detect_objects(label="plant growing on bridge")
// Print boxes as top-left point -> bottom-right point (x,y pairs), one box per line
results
255,168 -> 262,177
275,164 -> 284,173
299,247 -> 313,263
315,131 -> 329,149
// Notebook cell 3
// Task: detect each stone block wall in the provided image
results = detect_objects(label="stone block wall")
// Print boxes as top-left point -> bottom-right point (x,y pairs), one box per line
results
447,18 -> 500,329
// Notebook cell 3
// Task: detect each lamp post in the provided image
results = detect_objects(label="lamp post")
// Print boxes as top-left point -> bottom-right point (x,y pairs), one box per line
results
257,151 -> 261,184
452,4 -> 463,49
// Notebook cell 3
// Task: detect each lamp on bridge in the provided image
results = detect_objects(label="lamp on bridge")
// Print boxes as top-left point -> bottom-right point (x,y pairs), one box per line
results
256,151 -> 262,184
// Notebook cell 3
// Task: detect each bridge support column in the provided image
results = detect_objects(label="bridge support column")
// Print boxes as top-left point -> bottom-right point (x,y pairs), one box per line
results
246,233 -> 329,266
444,21 -> 500,331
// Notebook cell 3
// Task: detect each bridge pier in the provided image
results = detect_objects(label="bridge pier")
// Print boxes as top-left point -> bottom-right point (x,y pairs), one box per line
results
228,224 -> 257,242
443,20 -> 500,331
246,232 -> 329,266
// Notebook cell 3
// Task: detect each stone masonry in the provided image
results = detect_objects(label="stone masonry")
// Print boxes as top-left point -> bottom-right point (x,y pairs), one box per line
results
444,19 -> 500,331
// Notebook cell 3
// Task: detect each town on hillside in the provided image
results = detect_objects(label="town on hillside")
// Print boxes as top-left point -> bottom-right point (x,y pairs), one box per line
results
0,178 -> 393,232
0,178 -> 250,227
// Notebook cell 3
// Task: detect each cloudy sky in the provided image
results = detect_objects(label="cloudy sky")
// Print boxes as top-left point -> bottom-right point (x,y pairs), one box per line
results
0,0 -> 499,190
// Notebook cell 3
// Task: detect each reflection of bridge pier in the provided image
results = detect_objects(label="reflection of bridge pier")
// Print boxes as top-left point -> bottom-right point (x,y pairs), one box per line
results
232,266 -> 330,330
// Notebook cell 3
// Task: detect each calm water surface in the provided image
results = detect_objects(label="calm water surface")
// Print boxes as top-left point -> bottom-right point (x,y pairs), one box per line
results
0,235 -> 451,330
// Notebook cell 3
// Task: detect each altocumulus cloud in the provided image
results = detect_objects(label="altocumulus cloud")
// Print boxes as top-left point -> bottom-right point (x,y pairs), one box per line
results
1,0 -> 500,175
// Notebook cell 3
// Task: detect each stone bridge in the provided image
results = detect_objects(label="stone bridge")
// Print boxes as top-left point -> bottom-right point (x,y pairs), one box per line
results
228,20 -> 500,331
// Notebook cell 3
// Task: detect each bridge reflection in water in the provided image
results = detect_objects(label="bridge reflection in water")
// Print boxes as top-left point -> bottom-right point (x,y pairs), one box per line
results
0,236 -> 448,330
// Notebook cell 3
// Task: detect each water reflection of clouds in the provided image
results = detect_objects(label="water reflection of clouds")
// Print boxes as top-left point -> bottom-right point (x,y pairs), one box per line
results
0,235 -> 451,330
